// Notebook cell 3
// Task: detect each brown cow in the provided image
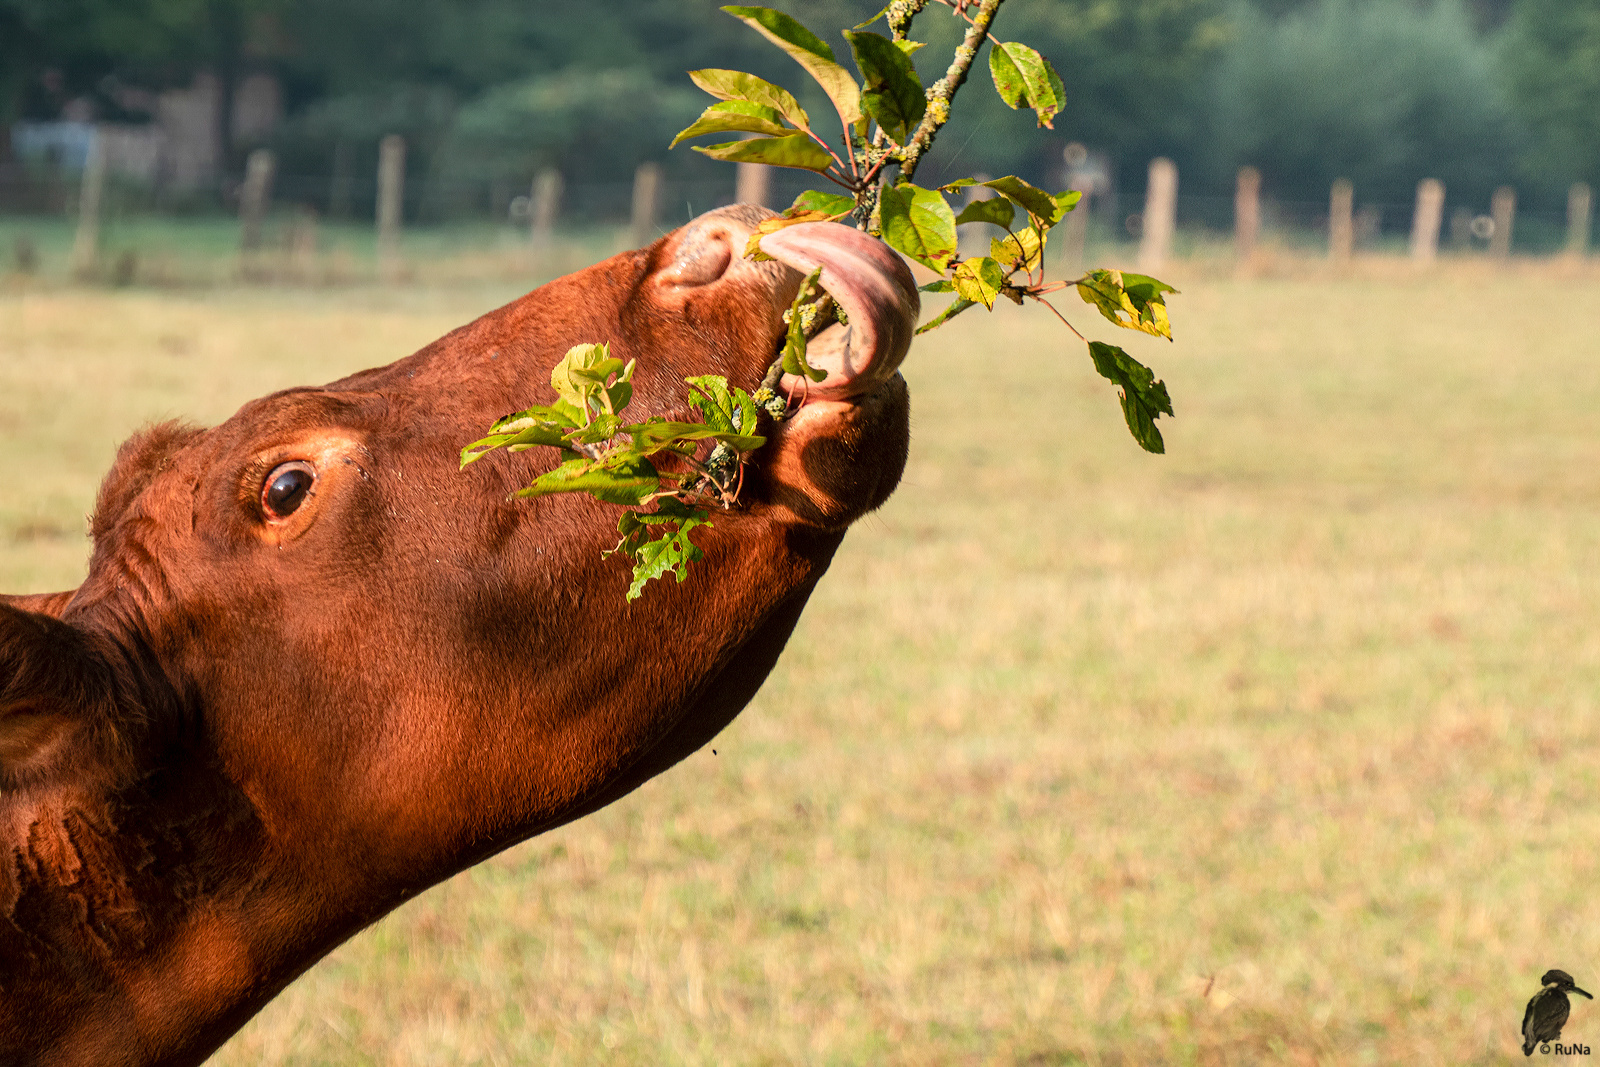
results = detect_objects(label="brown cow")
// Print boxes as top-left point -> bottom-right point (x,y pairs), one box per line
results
0,206 -> 917,1066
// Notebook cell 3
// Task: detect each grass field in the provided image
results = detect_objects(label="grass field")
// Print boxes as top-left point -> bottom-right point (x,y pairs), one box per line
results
3,256 -> 1600,1065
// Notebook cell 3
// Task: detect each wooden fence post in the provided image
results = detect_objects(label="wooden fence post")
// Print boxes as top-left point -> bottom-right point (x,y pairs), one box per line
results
288,207 -> 318,280
239,148 -> 275,252
735,161 -> 771,208
1234,166 -> 1260,266
1566,183 -> 1591,258
631,162 -> 662,248
1409,179 -> 1444,265
376,135 -> 405,280
14,236 -> 38,275
1489,186 -> 1516,260
1138,157 -> 1177,273
531,169 -> 562,248
1329,178 -> 1354,263
70,130 -> 106,279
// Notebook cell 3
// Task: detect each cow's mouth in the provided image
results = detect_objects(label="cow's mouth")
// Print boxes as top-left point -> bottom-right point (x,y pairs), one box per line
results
756,222 -> 920,402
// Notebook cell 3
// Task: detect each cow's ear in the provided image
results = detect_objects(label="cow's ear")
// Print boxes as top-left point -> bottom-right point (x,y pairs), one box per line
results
92,421 -> 201,542
0,603 -> 115,781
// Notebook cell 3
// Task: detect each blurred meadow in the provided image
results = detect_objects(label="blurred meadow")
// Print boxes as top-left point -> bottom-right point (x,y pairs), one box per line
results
3,249 -> 1600,1065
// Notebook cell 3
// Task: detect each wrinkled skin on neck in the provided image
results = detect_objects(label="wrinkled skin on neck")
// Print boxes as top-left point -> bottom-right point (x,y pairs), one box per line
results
0,206 -> 916,1066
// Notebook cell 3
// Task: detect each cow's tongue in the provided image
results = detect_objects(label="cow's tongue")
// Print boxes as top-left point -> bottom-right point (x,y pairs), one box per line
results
756,222 -> 920,401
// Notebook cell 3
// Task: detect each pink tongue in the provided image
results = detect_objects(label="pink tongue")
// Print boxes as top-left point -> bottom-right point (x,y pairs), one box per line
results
756,222 -> 920,400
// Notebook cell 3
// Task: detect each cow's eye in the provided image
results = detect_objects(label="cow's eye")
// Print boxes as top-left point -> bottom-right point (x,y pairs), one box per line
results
262,462 -> 316,520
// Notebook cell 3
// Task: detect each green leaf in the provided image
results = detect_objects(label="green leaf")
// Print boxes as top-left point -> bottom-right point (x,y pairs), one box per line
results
946,175 -> 1063,228
489,403 -> 581,435
1076,269 -> 1178,340
688,69 -> 810,130
670,100 -> 790,148
624,419 -> 765,454
954,197 -> 1015,229
460,431 -> 522,467
685,375 -> 761,440
787,189 -> 856,216
991,227 -> 1042,271
694,134 -> 834,173
607,499 -> 713,601
514,453 -> 661,506
462,401 -> 587,466
1087,341 -> 1173,454
549,342 -> 635,420
781,265 -> 829,382
564,412 -> 623,447
894,40 -> 927,56
843,30 -> 926,144
951,256 -> 1005,310
721,6 -> 863,129
1054,189 -> 1083,218
686,375 -> 737,433
914,296 -> 976,334
988,41 -> 1065,129
879,183 -> 957,272
919,279 -> 956,293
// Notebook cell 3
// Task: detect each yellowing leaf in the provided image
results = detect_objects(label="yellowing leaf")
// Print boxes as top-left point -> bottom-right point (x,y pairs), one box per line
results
991,227 -> 1042,271
670,100 -> 789,147
721,6 -> 863,128
688,69 -> 810,130
742,209 -> 849,260
951,256 -> 1006,310
1076,269 -> 1179,340
693,133 -> 834,173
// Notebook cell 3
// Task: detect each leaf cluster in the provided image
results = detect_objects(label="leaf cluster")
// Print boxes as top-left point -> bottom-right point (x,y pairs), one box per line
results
461,343 -> 766,599
462,1 -> 1187,601
669,3 -> 1177,458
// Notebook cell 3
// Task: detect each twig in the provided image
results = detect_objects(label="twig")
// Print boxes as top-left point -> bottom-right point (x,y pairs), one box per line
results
1034,296 -> 1087,342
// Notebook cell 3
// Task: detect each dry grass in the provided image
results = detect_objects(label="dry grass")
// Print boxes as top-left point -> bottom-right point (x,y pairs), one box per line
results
3,258 -> 1600,1064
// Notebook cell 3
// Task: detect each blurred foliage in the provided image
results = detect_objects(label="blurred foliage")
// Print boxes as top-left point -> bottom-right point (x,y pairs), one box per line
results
1206,0 -> 1517,207
0,0 -> 1594,208
444,69 -> 705,184
1502,0 -> 1600,195
914,0 -> 1232,186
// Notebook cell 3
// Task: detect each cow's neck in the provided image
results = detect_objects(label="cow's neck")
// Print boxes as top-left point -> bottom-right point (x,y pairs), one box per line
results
0,748 -> 391,1066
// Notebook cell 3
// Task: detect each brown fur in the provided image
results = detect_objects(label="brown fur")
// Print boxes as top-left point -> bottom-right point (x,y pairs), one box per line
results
0,207 -> 911,1066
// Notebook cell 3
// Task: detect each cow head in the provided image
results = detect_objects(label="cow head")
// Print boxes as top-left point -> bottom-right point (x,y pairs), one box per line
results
0,206 -> 917,1066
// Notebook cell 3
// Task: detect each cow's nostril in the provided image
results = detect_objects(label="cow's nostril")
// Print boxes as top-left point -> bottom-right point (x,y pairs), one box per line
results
660,230 -> 734,288
262,462 -> 315,521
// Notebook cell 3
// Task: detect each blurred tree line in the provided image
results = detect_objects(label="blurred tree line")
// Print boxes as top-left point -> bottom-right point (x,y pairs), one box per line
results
1,0 -> 1595,210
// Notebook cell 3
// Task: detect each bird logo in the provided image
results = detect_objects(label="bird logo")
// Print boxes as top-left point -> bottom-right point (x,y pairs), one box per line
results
1523,969 -> 1593,1056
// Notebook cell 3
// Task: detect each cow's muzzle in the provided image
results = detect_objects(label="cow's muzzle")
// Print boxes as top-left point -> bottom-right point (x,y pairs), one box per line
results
756,222 -> 920,402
